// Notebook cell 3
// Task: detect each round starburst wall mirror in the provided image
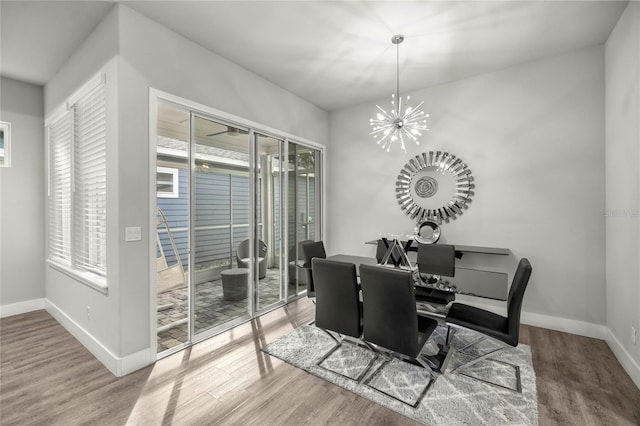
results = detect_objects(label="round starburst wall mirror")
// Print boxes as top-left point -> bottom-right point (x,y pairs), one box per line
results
395,151 -> 474,226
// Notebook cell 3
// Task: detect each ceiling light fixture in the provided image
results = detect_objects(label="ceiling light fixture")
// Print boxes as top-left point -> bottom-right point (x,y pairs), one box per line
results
369,35 -> 428,152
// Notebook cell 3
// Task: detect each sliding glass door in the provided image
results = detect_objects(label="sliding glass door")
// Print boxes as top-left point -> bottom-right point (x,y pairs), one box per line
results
191,114 -> 251,337
255,133 -> 285,311
287,143 -> 322,299
155,99 -> 320,356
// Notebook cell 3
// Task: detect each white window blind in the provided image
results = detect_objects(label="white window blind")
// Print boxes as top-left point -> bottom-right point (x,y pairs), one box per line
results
74,82 -> 107,276
48,111 -> 73,266
47,75 -> 107,284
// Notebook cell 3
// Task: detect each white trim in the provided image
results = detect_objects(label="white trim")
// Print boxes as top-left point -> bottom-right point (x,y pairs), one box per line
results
120,347 -> 155,377
606,328 -> 640,390
148,90 -> 159,360
47,260 -> 108,294
0,298 -> 46,318
521,310 -> 607,340
45,299 -> 154,377
150,88 -> 325,151
156,166 -> 179,198
4,296 -> 639,385
459,298 -> 608,339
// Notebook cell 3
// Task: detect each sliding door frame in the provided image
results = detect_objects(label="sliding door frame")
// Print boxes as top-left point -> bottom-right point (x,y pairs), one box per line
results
149,89 -> 325,359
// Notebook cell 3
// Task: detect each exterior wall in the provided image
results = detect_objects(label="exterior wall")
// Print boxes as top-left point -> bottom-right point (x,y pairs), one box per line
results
0,77 -> 45,314
156,168 -> 251,273
605,1 -> 640,387
329,45 -> 606,328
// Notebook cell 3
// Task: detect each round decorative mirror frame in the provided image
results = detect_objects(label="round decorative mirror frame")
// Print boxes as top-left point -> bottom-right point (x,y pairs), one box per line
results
414,220 -> 441,244
395,151 -> 474,224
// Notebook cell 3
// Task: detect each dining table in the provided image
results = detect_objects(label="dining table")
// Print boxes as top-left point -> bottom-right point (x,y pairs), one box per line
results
366,238 -> 510,258
326,254 -> 509,301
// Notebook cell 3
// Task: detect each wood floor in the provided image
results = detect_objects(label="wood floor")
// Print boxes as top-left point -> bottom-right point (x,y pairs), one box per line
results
1,298 -> 639,425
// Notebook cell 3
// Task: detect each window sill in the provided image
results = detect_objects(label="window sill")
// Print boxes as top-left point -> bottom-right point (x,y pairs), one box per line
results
47,260 -> 108,295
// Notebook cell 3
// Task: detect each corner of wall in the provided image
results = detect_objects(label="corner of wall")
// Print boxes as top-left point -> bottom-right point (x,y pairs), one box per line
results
604,0 -> 640,387
607,328 -> 640,389
45,298 -> 154,377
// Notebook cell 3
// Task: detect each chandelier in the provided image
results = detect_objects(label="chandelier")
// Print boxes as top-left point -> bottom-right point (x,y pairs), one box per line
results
369,35 -> 428,152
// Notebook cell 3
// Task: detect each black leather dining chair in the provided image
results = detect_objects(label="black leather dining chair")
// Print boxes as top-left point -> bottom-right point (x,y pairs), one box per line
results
288,239 -> 313,287
312,258 -> 375,382
445,258 -> 532,392
301,240 -> 326,298
415,243 -> 456,307
359,264 -> 440,406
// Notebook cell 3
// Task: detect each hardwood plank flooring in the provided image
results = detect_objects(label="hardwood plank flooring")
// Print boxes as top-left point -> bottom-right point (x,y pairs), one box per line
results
1,299 -> 639,425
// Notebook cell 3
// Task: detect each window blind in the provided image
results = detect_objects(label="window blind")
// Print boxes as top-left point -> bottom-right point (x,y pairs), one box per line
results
47,74 -> 107,284
73,82 -> 107,276
48,110 -> 73,266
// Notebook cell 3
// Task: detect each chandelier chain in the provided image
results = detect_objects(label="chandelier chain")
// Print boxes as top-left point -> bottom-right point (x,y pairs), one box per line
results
396,40 -> 400,112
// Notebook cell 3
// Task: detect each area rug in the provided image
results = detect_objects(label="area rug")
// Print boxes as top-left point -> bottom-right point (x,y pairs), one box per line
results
262,325 -> 538,425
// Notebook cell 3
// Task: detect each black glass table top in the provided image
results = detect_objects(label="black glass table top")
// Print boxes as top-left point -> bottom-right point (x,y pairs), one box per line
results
326,254 -> 508,301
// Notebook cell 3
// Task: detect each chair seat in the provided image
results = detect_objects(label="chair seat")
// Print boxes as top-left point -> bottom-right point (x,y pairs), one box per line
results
415,287 -> 455,305
446,303 -> 514,346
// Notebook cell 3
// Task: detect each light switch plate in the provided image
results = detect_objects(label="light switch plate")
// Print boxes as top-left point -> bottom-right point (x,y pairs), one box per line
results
125,226 -> 142,242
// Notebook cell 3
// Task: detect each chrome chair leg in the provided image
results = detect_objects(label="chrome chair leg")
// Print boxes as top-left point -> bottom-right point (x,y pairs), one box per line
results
448,332 -> 522,393
362,347 -> 436,408
315,332 -> 378,384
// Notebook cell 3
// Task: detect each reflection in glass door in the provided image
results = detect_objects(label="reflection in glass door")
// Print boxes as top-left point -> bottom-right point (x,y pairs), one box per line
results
255,133 -> 284,311
287,143 -> 321,299
156,102 -> 190,354
192,114 -> 251,337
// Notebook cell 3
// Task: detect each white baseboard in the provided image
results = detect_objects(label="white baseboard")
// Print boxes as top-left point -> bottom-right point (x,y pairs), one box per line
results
0,298 -> 46,318
6,297 -> 636,387
45,299 -> 154,377
606,329 -> 640,390
455,299 -> 640,389
520,310 -> 608,340
459,299 -> 608,340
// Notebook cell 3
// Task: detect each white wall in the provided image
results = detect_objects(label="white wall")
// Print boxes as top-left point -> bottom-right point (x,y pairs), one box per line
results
114,5 -> 328,359
38,3 -> 329,374
43,6 -> 123,372
37,3 -> 329,374
605,1 -> 640,386
329,46 -> 606,327
0,77 -> 45,314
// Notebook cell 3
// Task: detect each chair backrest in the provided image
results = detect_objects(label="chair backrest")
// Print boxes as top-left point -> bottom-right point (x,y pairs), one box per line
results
312,258 -> 361,338
375,240 -> 387,263
301,241 -> 326,268
236,239 -> 267,259
300,241 -> 326,296
416,243 -> 455,277
359,264 -> 421,357
506,258 -> 532,344
289,239 -> 313,262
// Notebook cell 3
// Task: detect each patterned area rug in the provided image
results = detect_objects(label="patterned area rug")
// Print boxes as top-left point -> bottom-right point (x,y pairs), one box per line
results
262,325 -> 538,425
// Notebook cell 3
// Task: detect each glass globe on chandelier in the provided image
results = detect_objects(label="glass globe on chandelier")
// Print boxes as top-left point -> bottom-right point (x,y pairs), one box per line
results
369,35 -> 429,152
